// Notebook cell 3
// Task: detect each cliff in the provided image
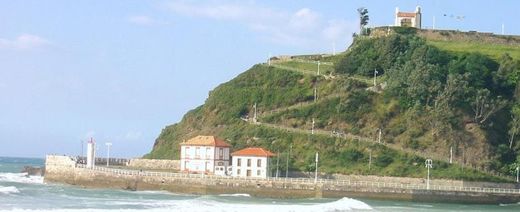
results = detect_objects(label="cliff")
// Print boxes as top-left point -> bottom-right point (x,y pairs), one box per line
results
147,30 -> 520,182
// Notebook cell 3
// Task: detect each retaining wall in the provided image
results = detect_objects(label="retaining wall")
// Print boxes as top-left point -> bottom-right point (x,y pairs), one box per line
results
44,155 -> 520,204
126,159 -> 180,170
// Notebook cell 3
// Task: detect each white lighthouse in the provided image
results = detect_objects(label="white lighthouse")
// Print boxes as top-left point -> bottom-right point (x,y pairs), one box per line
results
86,138 -> 96,168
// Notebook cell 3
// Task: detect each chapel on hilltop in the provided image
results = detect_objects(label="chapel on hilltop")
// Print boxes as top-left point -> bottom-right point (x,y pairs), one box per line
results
395,6 -> 422,29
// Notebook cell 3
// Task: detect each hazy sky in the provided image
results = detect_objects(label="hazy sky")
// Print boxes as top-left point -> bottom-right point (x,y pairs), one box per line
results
1,0 -> 519,158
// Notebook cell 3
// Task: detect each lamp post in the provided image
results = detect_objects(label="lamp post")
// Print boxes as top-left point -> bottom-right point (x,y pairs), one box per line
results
425,159 -> 433,190
275,152 -> 279,178
285,144 -> 292,178
105,142 -> 112,167
311,118 -> 315,135
314,152 -> 319,184
317,61 -> 321,75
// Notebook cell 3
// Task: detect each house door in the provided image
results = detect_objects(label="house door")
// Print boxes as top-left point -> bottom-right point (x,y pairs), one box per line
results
246,170 -> 251,177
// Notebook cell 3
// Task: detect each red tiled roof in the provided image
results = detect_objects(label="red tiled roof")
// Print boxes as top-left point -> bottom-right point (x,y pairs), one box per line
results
180,135 -> 231,147
231,147 -> 276,157
397,12 -> 416,18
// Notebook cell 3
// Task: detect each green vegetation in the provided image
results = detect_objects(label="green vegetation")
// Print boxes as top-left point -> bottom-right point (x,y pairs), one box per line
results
428,40 -> 520,61
147,32 -> 520,182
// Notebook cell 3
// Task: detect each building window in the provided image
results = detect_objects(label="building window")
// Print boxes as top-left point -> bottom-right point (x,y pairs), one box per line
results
185,147 -> 190,157
237,169 -> 241,175
219,148 -> 224,159
237,158 -> 241,166
247,159 -> 251,167
195,147 -> 200,158
206,147 -> 211,159
257,159 -> 261,167
218,162 -> 224,166
257,170 -> 261,176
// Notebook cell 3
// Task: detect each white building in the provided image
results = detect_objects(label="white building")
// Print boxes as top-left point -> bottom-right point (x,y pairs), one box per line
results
231,147 -> 275,179
180,135 -> 231,175
395,6 -> 422,29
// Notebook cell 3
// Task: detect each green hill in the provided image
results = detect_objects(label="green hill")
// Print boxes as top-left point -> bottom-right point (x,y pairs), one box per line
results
146,28 -> 520,182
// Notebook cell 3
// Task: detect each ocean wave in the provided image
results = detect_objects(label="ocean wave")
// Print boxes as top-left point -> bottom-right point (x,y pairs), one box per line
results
218,193 -> 251,197
0,186 -> 20,194
0,173 -> 43,184
0,197 -> 371,212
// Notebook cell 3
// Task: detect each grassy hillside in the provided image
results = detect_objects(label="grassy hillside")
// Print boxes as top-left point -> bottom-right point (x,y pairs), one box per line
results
147,31 -> 520,182
427,40 -> 520,61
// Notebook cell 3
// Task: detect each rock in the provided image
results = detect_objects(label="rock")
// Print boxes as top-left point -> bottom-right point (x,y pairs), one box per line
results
21,166 -> 44,176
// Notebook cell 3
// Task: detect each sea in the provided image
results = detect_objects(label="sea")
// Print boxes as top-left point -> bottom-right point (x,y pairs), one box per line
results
1,157 -> 519,211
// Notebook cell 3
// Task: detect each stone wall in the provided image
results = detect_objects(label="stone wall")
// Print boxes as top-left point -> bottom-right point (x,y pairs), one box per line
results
289,171 -> 518,189
43,155 -> 520,204
370,26 -> 520,46
44,164 -> 520,204
126,159 -> 180,171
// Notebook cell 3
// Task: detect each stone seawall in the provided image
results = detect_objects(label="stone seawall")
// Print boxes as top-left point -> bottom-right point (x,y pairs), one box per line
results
126,159 -> 180,171
44,155 -> 520,204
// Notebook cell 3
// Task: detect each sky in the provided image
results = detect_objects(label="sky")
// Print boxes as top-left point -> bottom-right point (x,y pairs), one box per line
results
1,0 -> 519,158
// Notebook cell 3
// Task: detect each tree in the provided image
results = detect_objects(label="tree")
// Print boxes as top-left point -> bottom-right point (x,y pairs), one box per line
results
471,89 -> 508,124
509,104 -> 520,149
357,7 -> 369,35
495,53 -> 520,88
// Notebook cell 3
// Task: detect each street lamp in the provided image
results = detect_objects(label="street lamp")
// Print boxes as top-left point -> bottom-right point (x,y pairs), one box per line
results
105,142 -> 112,167
317,61 -> 321,75
314,152 -> 319,184
425,159 -> 433,190
285,144 -> 292,178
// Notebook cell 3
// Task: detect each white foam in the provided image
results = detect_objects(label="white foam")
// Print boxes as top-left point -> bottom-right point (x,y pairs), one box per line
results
0,172 -> 43,184
0,197 -> 372,212
218,193 -> 251,197
0,186 -> 20,194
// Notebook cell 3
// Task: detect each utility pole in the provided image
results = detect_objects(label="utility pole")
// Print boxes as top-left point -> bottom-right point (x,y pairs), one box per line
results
105,142 -> 112,167
311,118 -> 315,135
314,152 -> 319,184
285,144 -> 292,178
373,69 -> 378,87
502,23 -> 505,35
268,53 -> 271,66
425,159 -> 433,190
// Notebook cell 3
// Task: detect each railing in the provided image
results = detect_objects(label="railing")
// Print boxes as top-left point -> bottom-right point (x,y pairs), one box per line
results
75,164 -> 520,195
